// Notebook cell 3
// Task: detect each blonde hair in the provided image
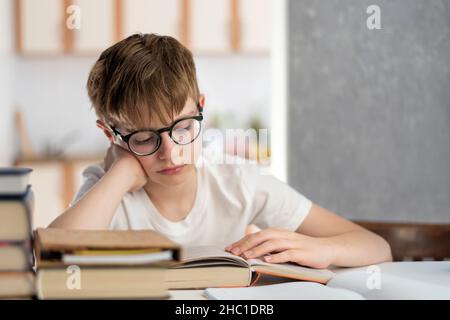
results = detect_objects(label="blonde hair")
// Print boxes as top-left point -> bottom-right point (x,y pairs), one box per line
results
87,33 -> 200,129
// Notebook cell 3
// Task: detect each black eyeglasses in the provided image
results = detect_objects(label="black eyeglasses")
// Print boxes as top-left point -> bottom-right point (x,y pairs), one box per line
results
110,104 -> 204,156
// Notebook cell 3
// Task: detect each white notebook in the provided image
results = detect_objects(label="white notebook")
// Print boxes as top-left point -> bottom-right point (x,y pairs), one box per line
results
204,282 -> 364,300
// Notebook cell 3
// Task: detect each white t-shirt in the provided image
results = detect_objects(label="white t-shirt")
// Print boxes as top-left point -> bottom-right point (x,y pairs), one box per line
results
71,152 -> 313,248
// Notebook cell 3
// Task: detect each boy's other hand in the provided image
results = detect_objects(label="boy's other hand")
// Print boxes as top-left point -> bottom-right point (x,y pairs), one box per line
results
104,144 -> 148,192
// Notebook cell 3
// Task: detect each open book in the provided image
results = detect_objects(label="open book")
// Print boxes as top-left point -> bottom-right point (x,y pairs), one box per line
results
166,246 -> 335,289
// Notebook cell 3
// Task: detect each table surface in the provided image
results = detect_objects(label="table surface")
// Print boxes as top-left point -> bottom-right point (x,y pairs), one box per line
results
167,261 -> 450,300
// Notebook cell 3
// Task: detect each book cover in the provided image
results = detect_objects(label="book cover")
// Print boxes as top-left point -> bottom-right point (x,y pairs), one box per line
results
0,167 -> 32,195
34,228 -> 181,267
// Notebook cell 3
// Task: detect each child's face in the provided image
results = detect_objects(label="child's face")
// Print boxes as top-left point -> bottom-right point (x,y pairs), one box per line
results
117,97 -> 203,188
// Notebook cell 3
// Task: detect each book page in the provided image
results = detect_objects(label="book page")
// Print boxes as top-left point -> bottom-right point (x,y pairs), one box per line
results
177,246 -> 250,268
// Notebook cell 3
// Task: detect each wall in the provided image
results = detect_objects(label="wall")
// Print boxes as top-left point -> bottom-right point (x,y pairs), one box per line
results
13,55 -> 271,158
288,0 -> 450,223
0,0 -> 15,165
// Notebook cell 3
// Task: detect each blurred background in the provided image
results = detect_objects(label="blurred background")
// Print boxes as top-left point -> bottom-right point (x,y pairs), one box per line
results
1,0 -> 450,245
0,0 -> 275,228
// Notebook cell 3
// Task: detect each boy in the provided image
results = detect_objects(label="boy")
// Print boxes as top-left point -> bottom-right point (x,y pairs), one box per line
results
49,34 -> 392,269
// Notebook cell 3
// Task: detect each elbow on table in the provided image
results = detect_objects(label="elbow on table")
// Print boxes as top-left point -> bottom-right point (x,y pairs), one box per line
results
377,234 -> 393,263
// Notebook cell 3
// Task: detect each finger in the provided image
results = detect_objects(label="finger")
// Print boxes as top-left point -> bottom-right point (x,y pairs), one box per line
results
226,228 -> 289,256
225,229 -> 277,254
225,227 -> 284,252
227,227 -> 293,253
264,249 -> 305,265
242,239 -> 297,259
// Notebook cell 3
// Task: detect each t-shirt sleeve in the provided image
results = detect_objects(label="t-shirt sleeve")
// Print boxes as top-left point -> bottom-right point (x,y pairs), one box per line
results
245,167 -> 313,231
69,163 -> 105,207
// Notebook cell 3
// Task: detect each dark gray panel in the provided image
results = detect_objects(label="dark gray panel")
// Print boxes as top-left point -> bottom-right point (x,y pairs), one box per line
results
288,0 -> 450,222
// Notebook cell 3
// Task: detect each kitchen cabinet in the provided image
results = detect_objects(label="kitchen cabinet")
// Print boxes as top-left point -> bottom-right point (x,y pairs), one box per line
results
17,0 -> 64,55
122,0 -> 181,40
71,0 -> 116,54
16,0 -> 272,56
239,0 -> 272,53
190,0 -> 231,53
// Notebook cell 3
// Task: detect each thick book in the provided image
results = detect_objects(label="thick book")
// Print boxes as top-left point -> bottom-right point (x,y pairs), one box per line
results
166,246 -> 335,289
36,267 -> 167,299
0,167 -> 32,195
34,228 -> 181,267
0,185 -> 34,241
34,228 -> 182,299
0,241 -> 33,271
0,271 -> 35,298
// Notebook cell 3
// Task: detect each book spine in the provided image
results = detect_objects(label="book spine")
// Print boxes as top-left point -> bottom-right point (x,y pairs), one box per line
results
0,240 -> 34,271
0,185 -> 34,242
23,187 -> 34,241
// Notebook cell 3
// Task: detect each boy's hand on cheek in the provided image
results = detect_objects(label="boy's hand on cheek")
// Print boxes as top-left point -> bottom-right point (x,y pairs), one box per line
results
225,227 -> 335,269
104,144 -> 148,192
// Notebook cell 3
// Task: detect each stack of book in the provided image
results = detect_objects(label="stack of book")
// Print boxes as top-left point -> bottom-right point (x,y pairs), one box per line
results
34,228 -> 180,299
0,167 -> 35,298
